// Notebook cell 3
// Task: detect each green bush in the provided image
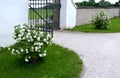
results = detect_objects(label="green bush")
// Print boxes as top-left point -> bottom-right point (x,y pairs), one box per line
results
9,24 -> 52,64
92,11 -> 110,29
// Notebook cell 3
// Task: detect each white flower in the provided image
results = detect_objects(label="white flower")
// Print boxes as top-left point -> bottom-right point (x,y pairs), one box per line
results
25,58 -> 29,62
30,36 -> 32,39
8,48 -> 11,50
37,37 -> 40,41
34,36 -> 36,38
16,50 -> 20,54
12,49 -> 15,54
35,47 -> 38,51
31,39 -> 34,42
39,28 -> 41,30
28,30 -> 30,32
20,30 -> 23,33
43,53 -> 46,57
28,56 -> 31,59
28,39 -> 31,42
46,42 -> 49,44
39,54 -> 43,57
34,43 -> 36,46
47,34 -> 52,38
28,33 -> 31,36
43,39 -> 47,42
20,48 -> 24,52
40,32 -> 43,35
44,50 -> 46,53
31,47 -> 34,50
26,35 -> 29,38
18,34 -> 21,37
40,43 -> 43,46
22,29 -> 25,32
22,37 -> 25,40
26,49 -> 29,54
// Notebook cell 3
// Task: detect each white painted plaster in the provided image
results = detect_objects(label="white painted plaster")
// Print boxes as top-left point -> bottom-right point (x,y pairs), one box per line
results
0,0 -> 28,35
60,0 -> 77,29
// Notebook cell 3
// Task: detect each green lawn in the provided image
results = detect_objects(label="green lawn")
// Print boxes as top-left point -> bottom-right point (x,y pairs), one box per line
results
70,16 -> 120,33
29,8 -> 53,19
0,44 -> 83,78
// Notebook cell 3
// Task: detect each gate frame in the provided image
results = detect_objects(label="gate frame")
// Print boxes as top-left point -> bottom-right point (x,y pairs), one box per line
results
28,0 -> 61,35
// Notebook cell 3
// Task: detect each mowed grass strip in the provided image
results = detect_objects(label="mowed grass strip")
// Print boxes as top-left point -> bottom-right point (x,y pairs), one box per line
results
69,17 -> 120,33
0,44 -> 83,78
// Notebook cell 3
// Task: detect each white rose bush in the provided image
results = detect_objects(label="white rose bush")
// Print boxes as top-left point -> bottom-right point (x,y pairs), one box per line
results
11,24 -> 52,64
92,11 -> 110,29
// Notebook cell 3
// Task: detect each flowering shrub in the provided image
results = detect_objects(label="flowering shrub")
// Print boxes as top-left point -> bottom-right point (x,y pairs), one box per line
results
92,11 -> 110,29
10,24 -> 52,64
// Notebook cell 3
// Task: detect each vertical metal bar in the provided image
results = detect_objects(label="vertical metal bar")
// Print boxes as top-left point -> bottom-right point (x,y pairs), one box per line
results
35,0 -> 36,23
38,0 -> 40,25
41,0 -> 43,29
33,0 -> 35,25
46,0 -> 48,32
28,0 -> 29,26
28,0 -> 54,35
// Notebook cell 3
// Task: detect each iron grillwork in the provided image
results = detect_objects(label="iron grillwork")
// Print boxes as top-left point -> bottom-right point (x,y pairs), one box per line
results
28,0 -> 54,35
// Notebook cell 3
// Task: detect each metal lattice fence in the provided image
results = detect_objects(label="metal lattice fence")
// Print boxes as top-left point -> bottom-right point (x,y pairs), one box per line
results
28,0 -> 54,35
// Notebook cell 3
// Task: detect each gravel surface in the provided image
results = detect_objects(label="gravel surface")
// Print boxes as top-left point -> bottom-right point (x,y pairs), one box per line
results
53,31 -> 120,78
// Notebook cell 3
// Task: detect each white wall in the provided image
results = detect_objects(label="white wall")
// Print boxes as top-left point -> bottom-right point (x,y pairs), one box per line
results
0,0 -> 28,34
60,0 -> 77,29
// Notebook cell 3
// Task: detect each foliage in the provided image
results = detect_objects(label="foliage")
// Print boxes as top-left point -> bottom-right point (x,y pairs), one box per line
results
89,0 -> 96,6
75,0 -> 117,7
0,44 -> 83,78
0,47 -> 4,51
76,1 -> 94,7
92,11 -> 110,29
9,24 -> 52,64
114,0 -> 120,7
96,0 -> 111,7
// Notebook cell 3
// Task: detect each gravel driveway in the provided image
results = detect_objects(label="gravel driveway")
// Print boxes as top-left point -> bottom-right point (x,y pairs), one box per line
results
53,31 -> 120,78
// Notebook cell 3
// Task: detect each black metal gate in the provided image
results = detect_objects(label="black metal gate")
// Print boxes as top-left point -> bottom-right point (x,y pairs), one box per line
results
28,0 -> 61,35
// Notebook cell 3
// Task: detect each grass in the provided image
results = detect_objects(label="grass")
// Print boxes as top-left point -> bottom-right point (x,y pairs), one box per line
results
29,8 -> 53,19
0,44 -> 83,78
69,16 -> 120,33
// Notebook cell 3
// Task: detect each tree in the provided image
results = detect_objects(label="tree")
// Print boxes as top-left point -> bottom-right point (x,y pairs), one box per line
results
89,0 -> 96,6
115,0 -> 120,7
89,0 -> 95,3
96,0 -> 111,7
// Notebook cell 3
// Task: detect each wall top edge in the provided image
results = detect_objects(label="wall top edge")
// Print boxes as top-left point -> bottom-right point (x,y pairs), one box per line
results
77,7 -> 120,9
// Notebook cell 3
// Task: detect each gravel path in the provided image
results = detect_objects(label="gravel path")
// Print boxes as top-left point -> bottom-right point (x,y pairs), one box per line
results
53,31 -> 120,78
